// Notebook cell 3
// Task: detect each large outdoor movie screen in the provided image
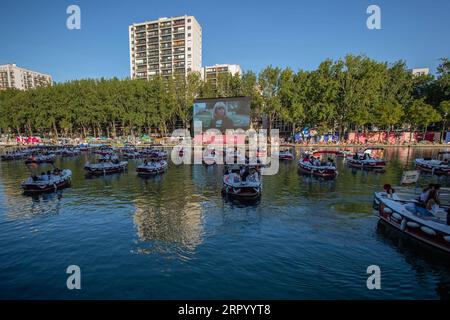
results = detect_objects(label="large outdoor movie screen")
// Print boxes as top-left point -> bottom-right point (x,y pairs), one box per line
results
193,97 -> 251,132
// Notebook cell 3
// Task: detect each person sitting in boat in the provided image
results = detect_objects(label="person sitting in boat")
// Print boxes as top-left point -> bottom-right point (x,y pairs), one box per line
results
443,158 -> 449,165
383,184 -> 396,199
144,159 -> 148,166
31,174 -> 38,182
432,184 -> 441,206
46,170 -> 52,181
419,184 -> 434,205
40,172 -> 49,182
353,153 -> 358,160
426,189 -> 440,211
241,166 -> 251,181
327,158 -> 334,167
248,167 -> 258,181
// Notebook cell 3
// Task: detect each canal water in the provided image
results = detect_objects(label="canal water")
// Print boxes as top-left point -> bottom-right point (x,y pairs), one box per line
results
0,147 -> 449,299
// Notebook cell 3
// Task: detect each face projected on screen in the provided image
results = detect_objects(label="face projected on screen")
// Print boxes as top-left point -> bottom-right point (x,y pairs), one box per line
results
193,97 -> 251,132
211,102 -> 234,131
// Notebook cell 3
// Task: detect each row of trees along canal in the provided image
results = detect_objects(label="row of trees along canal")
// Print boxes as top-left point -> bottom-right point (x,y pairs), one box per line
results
0,55 -> 449,141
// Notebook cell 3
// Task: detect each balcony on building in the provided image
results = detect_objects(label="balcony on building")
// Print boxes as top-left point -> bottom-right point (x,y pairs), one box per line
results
135,25 -> 146,32
173,54 -> 185,61
160,35 -> 172,42
160,49 -> 172,56
135,32 -> 146,40
173,33 -> 185,40
160,43 -> 172,49
136,45 -> 146,53
173,19 -> 185,26
173,27 -> 185,34
136,39 -> 146,46
159,21 -> 172,29
173,40 -> 185,47
174,47 -> 185,54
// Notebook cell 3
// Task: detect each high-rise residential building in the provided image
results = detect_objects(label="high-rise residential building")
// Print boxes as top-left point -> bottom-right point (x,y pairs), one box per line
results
0,64 -> 52,90
201,64 -> 242,83
129,15 -> 202,79
410,68 -> 430,76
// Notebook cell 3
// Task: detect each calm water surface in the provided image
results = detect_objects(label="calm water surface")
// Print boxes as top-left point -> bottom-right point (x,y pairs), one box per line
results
0,147 -> 449,299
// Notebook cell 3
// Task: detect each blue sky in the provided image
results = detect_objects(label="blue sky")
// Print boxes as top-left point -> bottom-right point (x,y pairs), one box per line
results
1,0 -> 449,82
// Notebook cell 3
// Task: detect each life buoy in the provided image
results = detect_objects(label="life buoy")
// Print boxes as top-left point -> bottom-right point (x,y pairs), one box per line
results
407,221 -> 420,228
383,207 -> 393,214
421,226 -> 436,236
400,219 -> 407,231
392,212 -> 402,221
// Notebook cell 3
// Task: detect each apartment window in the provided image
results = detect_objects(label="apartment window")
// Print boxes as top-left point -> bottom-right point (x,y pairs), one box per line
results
188,47 -> 191,51
188,54 -> 191,58
187,26 -> 191,30
187,19 -> 191,22
188,33 -> 191,37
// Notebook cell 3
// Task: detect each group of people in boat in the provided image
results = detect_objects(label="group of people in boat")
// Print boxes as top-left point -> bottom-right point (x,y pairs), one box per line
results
100,154 -> 120,164
225,165 -> 260,182
142,159 -> 161,166
383,182 -> 442,211
352,152 -> 372,160
27,168 -> 63,183
302,155 -> 335,167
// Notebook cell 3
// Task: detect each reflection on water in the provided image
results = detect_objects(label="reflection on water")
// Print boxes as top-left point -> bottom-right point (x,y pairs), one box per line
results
0,147 -> 449,299
376,221 -> 450,299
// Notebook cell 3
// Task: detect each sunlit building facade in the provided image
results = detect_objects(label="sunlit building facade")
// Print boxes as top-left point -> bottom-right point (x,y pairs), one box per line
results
129,15 -> 202,79
0,64 -> 52,90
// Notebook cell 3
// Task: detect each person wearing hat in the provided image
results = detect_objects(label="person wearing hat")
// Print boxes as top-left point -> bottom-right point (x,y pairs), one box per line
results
210,102 -> 234,132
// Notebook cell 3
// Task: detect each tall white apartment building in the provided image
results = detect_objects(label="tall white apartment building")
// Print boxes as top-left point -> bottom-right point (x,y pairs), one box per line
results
0,64 -> 52,90
201,64 -> 242,83
129,15 -> 202,79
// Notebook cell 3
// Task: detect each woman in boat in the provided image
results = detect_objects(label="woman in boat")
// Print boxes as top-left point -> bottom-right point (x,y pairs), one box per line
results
419,184 -> 434,205
432,184 -> 441,206
383,184 -> 396,198
426,189 -> 440,211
